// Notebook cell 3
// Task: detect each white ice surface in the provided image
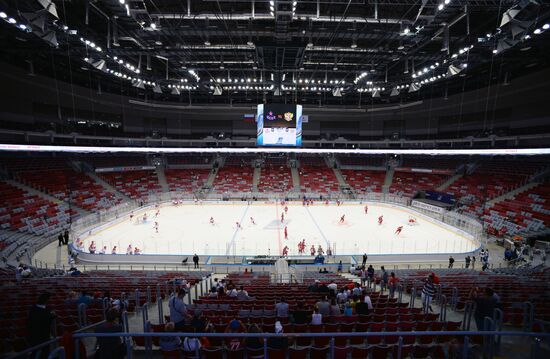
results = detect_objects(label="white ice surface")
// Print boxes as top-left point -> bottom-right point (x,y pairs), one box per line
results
81,202 -> 477,257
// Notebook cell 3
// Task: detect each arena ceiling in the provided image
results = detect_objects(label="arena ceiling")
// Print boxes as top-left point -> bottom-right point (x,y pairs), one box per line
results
1,0 -> 549,106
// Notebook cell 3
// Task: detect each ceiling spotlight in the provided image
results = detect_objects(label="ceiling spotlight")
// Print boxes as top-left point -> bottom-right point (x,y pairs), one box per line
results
269,1 -> 274,5
150,23 -> 156,30
247,40 -> 254,46
119,0 -> 125,4
533,28 -> 541,34
445,0 -> 450,3
492,49 -> 498,54
204,40 -> 211,46
18,24 -> 27,30
8,17 -> 16,24
0,12 -> 6,19
403,27 -> 410,35
438,4 -> 444,11
543,24 -> 550,30
351,41 -> 357,49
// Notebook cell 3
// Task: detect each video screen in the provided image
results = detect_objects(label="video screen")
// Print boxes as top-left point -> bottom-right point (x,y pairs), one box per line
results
257,104 -> 302,147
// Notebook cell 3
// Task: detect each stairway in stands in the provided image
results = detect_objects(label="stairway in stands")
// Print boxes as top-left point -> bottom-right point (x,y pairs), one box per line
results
382,167 -> 394,194
155,166 -> 170,193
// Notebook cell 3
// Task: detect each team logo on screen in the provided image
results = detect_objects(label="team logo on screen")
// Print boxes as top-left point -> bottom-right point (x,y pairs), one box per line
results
284,112 -> 294,122
266,111 -> 276,121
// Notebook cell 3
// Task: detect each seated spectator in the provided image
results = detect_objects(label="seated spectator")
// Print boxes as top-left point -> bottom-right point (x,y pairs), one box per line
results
236,286 -> 249,300
292,302 -> 309,325
267,321 -> 288,350
190,310 -> 206,332
307,280 -> 320,292
329,298 -> 341,316
208,287 -> 218,298
95,309 -> 125,359
311,309 -> 322,325
245,324 -> 263,350
352,283 -> 362,297
275,298 -> 289,317
225,319 -> 246,350
159,322 -> 182,352
182,329 -> 202,354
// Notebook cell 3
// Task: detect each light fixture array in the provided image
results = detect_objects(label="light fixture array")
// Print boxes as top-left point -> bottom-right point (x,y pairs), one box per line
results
0,10 -> 31,32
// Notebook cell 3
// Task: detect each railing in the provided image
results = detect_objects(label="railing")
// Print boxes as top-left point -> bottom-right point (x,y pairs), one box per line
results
7,330 -> 550,359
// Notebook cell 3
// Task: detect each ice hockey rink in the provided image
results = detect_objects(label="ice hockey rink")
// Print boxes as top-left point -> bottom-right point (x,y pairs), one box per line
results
77,202 -> 478,257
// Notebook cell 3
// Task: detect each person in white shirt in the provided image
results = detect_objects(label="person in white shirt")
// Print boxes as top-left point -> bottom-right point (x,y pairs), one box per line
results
126,245 -> 133,255
336,288 -> 348,304
311,309 -> 322,325
236,286 -> 249,300
364,294 -> 373,310
327,281 -> 338,294
99,246 -> 106,255
228,288 -> 238,297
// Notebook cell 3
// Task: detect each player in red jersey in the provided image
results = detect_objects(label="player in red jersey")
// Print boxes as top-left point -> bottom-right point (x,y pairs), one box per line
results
310,245 -> 316,256
340,214 -> 345,224
282,246 -> 289,257
378,215 -> 384,225
395,226 -> 403,235
408,216 -> 417,225
281,213 -> 284,223
284,226 -> 288,239
364,204 -> 368,214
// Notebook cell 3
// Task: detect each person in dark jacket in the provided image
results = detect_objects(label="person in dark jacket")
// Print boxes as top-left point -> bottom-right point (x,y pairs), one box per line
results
95,309 -> 126,359
27,293 -> 56,359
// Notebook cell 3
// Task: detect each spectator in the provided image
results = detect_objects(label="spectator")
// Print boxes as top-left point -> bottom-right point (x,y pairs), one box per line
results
349,263 -> 356,274
336,288 -> 348,304
311,309 -> 322,325
76,291 -> 92,306
183,331 -> 202,354
421,274 -> 435,313
388,272 -> 399,299
465,256 -> 471,269
380,266 -> 388,289
367,265 -> 375,282
267,321 -> 289,350
169,289 -> 190,330
292,302 -> 309,325
327,280 -> 338,295
159,322 -> 182,352
470,287 -> 498,331
343,302 -> 353,316
275,298 -> 289,317
236,286 -> 249,300
315,296 -> 330,316
448,256 -> 455,268
190,310 -> 206,332
472,256 -> 476,269
362,253 -> 368,266
58,233 -> 64,247
360,267 -> 367,286
355,296 -> 369,316
364,293 -> 374,312
208,287 -> 218,298
329,298 -> 341,316
193,254 -> 199,269
245,324 -> 263,350
27,293 -> 56,359
63,229 -> 69,245
307,280 -> 320,292
95,309 -> 126,359
337,260 -> 343,273
225,319 -> 246,350
352,282 -> 362,297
